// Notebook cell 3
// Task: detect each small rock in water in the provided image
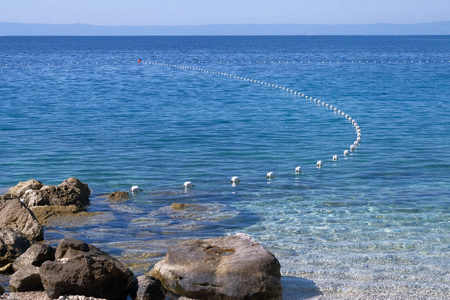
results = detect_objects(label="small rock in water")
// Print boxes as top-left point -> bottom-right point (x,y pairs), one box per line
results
170,203 -> 190,210
108,191 -> 130,201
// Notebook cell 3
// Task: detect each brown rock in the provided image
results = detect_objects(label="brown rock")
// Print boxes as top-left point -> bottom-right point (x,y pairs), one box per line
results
54,238 -> 105,259
150,233 -> 282,300
135,275 -> 166,300
170,203 -> 189,210
0,229 -> 31,270
12,244 -> 55,272
108,191 -> 130,201
1,179 -> 43,200
22,177 -> 90,209
29,205 -> 80,225
0,199 -> 43,241
40,238 -> 134,300
9,265 -> 43,292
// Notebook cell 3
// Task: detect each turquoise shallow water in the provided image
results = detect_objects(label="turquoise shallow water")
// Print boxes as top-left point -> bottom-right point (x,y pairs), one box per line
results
0,36 -> 449,297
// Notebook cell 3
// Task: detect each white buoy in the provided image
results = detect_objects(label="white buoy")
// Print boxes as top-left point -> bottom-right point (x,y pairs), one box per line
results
344,150 -> 349,156
350,145 -> 355,151
357,137 -> 361,142
130,186 -> 140,193
334,108 -> 338,112
266,172 -> 275,179
333,155 -> 338,161
231,176 -> 241,184
183,181 -> 193,188
317,160 -> 323,168
295,166 -> 302,173
354,141 -> 359,146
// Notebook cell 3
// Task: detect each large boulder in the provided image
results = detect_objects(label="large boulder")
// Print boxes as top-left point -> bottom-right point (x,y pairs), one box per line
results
9,265 -> 43,292
21,177 -> 90,209
0,229 -> 32,270
0,179 -> 43,201
12,243 -> 55,272
150,233 -> 282,300
0,198 -> 44,241
39,238 -> 134,300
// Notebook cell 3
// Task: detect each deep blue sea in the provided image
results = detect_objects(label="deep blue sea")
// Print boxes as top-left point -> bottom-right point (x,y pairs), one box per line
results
0,36 -> 449,298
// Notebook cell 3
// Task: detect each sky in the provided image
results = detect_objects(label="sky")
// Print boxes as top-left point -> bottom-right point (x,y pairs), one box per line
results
1,0 -> 449,26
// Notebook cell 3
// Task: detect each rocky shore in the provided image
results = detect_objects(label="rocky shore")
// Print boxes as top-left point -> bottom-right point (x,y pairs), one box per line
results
0,178 -> 283,300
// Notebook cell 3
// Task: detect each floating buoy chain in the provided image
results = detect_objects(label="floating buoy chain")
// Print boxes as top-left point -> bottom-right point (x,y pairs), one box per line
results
3,59 -> 450,67
150,60 -> 362,169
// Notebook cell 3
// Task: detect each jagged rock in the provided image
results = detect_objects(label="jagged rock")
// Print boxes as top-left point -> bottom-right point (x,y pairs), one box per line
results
108,191 -> 130,202
39,238 -> 134,300
0,198 -> 43,241
0,229 -> 32,270
134,275 -> 166,300
12,243 -> 55,272
22,177 -> 90,209
54,238 -> 106,259
9,265 -> 43,292
150,233 -> 282,300
0,283 -> 4,295
0,179 -> 43,200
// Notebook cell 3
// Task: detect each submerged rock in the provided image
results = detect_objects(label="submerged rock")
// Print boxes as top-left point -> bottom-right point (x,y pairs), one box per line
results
29,205 -> 83,225
39,238 -> 134,300
152,202 -> 239,222
0,229 -> 32,271
150,233 -> 282,300
0,198 -> 44,241
108,191 -> 130,202
12,243 -> 55,272
9,265 -> 43,292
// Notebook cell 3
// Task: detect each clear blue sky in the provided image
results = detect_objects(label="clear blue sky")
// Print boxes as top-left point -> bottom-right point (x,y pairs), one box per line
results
1,0 -> 449,26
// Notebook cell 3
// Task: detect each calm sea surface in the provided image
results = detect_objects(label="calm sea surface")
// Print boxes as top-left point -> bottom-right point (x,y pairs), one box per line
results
0,36 -> 449,298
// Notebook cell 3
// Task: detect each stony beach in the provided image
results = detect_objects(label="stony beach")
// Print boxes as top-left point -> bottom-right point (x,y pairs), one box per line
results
0,178 -> 284,300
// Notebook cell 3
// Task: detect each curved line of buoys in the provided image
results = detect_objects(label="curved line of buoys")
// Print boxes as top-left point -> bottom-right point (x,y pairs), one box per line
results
145,60 -> 363,183
2,58 -> 371,190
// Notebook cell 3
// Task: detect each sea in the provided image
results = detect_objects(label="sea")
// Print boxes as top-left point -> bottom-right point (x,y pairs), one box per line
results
0,36 -> 449,299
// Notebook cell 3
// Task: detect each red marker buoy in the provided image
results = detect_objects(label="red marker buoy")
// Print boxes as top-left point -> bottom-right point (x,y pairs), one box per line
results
138,59 -> 141,63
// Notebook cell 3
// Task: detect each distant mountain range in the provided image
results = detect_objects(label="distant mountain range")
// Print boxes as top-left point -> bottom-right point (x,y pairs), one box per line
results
0,21 -> 449,36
